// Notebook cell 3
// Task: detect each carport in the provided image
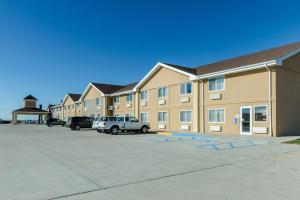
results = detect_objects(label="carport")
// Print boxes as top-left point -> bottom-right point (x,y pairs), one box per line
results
12,95 -> 49,124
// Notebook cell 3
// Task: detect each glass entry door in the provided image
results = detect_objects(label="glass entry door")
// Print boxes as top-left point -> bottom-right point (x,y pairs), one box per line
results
240,106 -> 252,135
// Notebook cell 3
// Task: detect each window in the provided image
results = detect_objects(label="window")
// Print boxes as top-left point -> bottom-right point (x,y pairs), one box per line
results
208,109 -> 225,123
180,111 -> 192,123
126,94 -> 133,102
126,113 -> 133,117
75,103 -> 81,109
96,98 -> 102,105
158,87 -> 168,98
208,76 -> 224,91
84,100 -> 91,108
180,83 -> 192,95
114,96 -> 120,104
254,106 -> 267,121
158,112 -> 168,122
140,90 -> 148,100
140,112 -> 148,122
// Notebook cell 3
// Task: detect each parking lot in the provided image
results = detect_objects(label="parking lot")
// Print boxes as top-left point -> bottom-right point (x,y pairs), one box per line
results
1,125 -> 300,200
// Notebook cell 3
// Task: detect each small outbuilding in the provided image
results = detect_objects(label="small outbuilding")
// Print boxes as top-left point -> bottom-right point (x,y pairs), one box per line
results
12,95 -> 49,124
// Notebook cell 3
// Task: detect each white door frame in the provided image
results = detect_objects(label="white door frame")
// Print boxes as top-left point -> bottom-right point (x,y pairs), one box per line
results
240,106 -> 252,135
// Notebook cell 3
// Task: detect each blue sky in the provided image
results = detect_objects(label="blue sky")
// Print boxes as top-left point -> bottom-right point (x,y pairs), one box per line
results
1,0 -> 300,120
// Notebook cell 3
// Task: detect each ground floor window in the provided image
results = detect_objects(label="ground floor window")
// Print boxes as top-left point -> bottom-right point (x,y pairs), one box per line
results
126,113 -> 133,117
140,112 -> 148,122
158,112 -> 168,122
180,111 -> 192,123
208,108 -> 224,123
254,106 -> 267,121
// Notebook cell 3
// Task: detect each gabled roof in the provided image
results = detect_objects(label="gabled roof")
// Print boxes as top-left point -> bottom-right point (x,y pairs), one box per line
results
195,41 -> 300,75
24,95 -> 37,100
133,62 -> 198,91
114,82 -> 139,93
68,93 -> 81,102
91,83 -> 124,94
162,63 -> 197,75
80,82 -> 124,101
62,93 -> 81,105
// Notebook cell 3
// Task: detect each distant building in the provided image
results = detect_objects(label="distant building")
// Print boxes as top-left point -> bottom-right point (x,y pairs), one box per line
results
12,95 -> 48,124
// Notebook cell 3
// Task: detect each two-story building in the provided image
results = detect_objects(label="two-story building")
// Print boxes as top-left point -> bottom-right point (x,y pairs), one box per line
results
50,42 -> 300,136
134,42 -> 300,136
79,82 -> 124,118
110,82 -> 138,117
61,93 -> 81,121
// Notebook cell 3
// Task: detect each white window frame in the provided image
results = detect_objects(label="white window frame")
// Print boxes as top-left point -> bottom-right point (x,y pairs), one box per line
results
140,112 -> 149,122
208,108 -> 225,123
96,98 -> 102,105
179,110 -> 192,123
114,96 -> 120,104
158,111 -> 168,123
140,90 -> 149,101
208,76 -> 225,92
180,82 -> 192,96
126,94 -> 133,102
254,105 -> 268,122
157,87 -> 168,99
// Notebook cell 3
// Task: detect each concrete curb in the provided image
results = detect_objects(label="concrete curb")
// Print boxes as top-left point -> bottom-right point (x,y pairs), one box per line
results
157,132 -> 172,136
157,132 -> 200,137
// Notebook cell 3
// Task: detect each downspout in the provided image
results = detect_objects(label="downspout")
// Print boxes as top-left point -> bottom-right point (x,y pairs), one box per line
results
265,65 -> 273,137
200,80 -> 205,133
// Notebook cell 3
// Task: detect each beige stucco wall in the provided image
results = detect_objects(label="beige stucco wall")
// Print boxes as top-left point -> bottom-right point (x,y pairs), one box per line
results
139,67 -> 194,132
276,53 -> 300,136
201,68 -> 273,135
51,106 -> 62,119
62,96 -> 76,121
81,86 -> 105,118
113,93 -> 135,116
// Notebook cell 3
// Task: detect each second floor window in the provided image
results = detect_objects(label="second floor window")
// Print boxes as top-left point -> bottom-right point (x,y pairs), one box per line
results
158,87 -> 168,98
114,96 -> 120,104
180,83 -> 192,95
96,98 -> 102,105
84,100 -> 92,108
140,90 -> 148,100
209,76 -> 224,91
126,94 -> 133,102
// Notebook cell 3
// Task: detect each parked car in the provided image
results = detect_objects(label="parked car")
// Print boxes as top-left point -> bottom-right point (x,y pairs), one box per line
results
92,117 -> 102,129
46,118 -> 66,127
97,116 -> 150,134
0,119 -> 11,124
67,116 -> 94,130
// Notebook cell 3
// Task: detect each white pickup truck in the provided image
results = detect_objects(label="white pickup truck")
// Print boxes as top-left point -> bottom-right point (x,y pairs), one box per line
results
96,116 -> 150,134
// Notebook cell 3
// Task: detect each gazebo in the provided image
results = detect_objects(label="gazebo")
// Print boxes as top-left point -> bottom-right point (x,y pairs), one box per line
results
12,95 -> 49,125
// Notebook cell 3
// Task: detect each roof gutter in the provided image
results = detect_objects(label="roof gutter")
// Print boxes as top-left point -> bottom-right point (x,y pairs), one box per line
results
110,90 -> 133,96
192,60 -> 280,80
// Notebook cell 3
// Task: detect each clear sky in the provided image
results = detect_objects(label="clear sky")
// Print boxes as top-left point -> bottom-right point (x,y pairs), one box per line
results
1,0 -> 300,120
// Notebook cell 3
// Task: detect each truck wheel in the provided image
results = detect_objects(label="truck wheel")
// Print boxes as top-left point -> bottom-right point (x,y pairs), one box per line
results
110,126 -> 119,135
141,126 -> 149,134
75,125 -> 80,130
96,128 -> 102,133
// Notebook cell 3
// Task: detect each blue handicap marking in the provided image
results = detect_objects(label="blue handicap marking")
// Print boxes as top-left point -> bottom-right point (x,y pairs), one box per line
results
146,133 -> 274,150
